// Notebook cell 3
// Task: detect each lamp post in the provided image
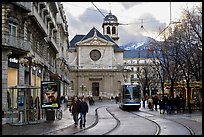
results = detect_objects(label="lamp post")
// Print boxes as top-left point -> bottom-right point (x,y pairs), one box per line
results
19,53 -> 41,86
19,52 -> 42,122
19,52 -> 35,122
80,84 -> 86,96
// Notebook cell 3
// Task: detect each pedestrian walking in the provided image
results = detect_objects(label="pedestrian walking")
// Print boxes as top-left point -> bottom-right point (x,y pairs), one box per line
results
153,95 -> 159,111
163,96 -> 168,114
159,96 -> 165,114
88,96 -> 94,105
70,96 -> 80,127
99,96 -> 102,101
175,95 -> 180,113
180,96 -> 186,113
148,96 -> 153,110
115,95 -> 119,104
78,96 -> 89,129
142,97 -> 146,108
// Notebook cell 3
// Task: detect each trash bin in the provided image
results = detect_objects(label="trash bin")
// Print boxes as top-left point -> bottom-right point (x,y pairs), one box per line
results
46,109 -> 55,121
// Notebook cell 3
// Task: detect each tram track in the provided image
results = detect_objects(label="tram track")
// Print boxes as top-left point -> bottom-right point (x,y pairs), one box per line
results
42,104 -> 195,135
129,111 -> 161,135
133,110 -> 195,135
73,106 -> 121,135
103,107 -> 121,135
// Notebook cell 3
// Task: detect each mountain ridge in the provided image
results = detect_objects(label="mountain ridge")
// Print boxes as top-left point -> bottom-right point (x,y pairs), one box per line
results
120,36 -> 156,58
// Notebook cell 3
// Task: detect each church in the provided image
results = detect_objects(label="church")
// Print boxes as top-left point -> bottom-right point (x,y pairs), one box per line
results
67,11 -> 125,98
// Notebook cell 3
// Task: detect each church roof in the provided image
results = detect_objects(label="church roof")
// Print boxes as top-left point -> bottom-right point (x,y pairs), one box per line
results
69,27 -> 124,52
103,12 -> 118,23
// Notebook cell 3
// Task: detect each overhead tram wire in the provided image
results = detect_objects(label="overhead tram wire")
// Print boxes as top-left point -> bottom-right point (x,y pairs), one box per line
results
66,2 -> 174,28
92,2 -> 129,26
90,2 -> 174,40
91,2 -> 106,18
138,19 -> 150,36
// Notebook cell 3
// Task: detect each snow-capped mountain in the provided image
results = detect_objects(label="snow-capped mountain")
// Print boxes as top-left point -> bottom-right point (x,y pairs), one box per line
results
120,37 -> 156,58
120,42 -> 145,50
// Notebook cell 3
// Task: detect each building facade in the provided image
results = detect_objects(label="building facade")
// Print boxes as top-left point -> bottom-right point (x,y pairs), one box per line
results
68,26 -> 124,98
2,2 -> 70,113
123,57 -> 161,97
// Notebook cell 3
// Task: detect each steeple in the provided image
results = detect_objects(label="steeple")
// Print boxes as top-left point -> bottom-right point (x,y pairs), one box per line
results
102,10 -> 119,43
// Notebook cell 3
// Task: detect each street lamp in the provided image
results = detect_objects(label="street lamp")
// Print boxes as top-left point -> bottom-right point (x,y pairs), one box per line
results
19,52 -> 42,122
19,52 -> 35,85
80,84 -> 86,96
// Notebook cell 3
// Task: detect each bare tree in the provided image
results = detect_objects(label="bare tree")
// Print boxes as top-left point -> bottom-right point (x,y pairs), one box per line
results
162,4 -> 202,113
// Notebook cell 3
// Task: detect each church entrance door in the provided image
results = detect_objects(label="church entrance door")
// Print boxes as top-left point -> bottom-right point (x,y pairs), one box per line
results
92,82 -> 99,96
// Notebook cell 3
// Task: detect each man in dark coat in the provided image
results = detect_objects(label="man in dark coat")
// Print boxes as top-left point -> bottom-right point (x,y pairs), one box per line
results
78,97 -> 89,129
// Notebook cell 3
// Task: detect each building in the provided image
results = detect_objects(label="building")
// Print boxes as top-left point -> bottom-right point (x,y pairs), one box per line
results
123,57 -> 160,97
102,11 -> 119,43
2,2 -> 70,115
67,12 -> 124,98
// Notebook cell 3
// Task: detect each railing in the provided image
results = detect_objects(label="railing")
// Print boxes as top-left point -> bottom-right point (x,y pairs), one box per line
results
2,34 -> 31,52
46,36 -> 59,53
69,65 -> 123,70
28,6 -> 48,35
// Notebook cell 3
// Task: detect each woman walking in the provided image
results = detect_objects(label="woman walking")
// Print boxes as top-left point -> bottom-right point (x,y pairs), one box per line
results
70,96 -> 80,127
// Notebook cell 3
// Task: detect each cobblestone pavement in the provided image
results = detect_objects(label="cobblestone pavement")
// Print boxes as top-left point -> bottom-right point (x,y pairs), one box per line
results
2,99 -> 202,135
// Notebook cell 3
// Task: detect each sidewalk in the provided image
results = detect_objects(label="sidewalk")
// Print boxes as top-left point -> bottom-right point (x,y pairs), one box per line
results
2,101 -> 98,135
141,103 -> 202,124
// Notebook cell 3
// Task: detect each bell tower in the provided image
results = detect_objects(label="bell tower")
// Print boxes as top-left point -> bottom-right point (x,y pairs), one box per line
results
102,10 -> 119,43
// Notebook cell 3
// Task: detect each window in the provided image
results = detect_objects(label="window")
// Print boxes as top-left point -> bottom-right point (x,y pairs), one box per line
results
107,26 -> 110,34
144,60 -> 147,64
9,23 -> 17,37
112,26 -> 116,34
8,16 -> 18,37
131,67 -> 134,71
9,22 -> 18,47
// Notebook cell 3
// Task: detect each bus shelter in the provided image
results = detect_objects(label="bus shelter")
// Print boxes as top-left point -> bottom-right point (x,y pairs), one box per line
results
7,85 -> 41,125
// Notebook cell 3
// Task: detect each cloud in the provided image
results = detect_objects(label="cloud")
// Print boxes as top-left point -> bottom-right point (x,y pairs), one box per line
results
79,7 -> 106,25
120,2 -> 143,9
67,7 -> 108,40
118,27 -> 147,46
65,2 -> 166,46
138,12 -> 166,33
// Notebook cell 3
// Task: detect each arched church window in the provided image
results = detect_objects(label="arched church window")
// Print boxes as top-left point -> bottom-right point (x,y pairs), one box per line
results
112,26 -> 116,34
107,26 -> 110,34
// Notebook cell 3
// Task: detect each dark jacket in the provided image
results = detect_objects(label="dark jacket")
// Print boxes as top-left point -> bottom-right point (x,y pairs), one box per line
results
79,101 -> 88,114
70,100 -> 80,113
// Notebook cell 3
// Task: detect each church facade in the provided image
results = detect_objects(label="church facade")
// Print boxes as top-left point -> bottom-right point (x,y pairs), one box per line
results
67,12 -> 124,98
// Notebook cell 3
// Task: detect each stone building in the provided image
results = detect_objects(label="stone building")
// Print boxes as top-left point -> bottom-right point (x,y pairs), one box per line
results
123,57 -> 161,97
68,12 -> 124,98
2,2 -> 70,113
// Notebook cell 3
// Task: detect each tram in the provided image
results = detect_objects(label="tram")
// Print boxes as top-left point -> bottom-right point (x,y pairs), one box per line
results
119,83 -> 141,111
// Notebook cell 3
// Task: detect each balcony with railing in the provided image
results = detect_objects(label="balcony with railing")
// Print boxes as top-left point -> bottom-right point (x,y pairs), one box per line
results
28,5 -> 48,35
2,34 -> 31,52
46,36 -> 59,53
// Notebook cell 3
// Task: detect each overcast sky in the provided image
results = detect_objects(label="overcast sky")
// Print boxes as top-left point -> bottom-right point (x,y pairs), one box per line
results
62,2 -> 200,46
